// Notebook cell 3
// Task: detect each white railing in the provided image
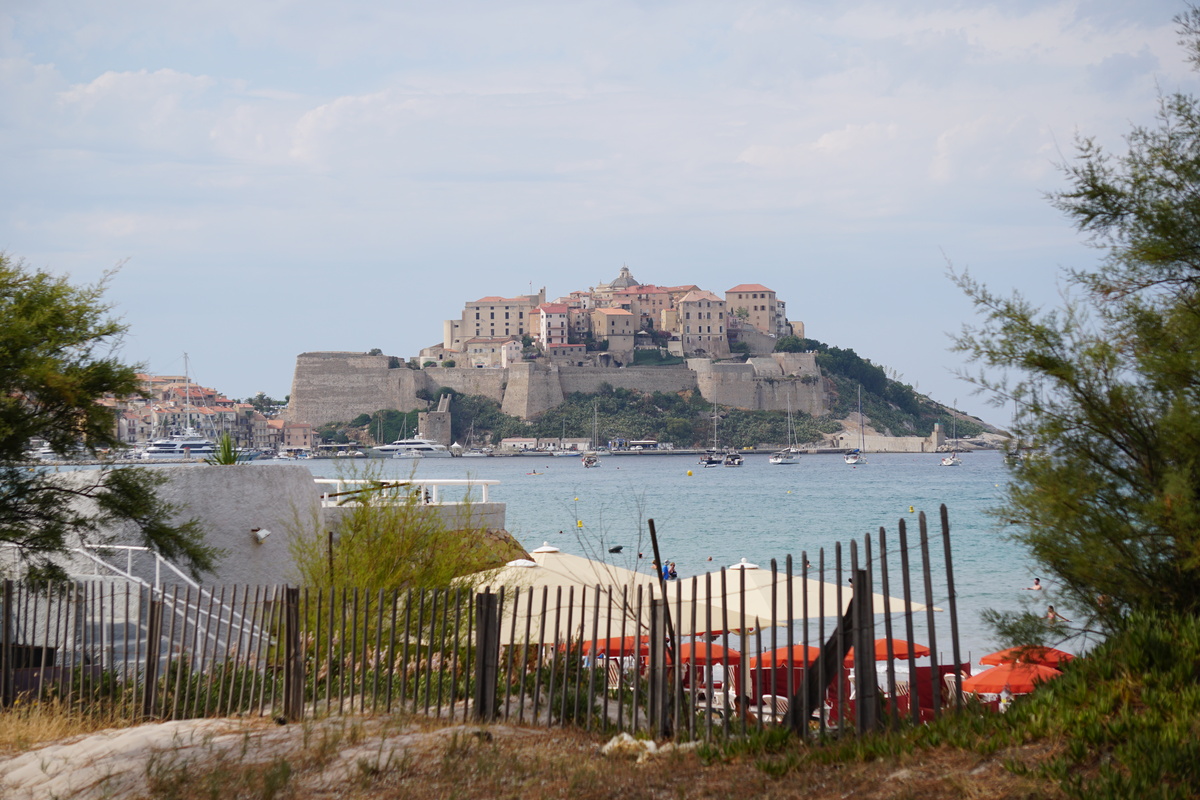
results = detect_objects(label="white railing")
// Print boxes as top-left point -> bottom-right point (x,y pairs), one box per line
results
314,477 -> 499,507
1,543 -> 266,660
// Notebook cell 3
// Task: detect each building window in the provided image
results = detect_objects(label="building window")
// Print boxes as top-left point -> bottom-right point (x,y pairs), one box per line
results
490,312 -> 495,320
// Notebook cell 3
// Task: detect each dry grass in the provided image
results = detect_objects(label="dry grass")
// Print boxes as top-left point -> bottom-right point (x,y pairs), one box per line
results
0,699 -> 137,756
116,717 -> 1058,800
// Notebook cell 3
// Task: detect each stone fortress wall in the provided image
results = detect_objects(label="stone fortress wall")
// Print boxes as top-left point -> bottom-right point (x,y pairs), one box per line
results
287,351 -> 831,427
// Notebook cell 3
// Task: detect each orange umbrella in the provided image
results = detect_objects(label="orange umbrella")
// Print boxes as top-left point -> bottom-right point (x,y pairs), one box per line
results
980,645 -> 1074,668
676,641 -> 742,665
962,662 -> 1062,694
748,644 -> 821,668
843,638 -> 930,666
579,635 -> 651,657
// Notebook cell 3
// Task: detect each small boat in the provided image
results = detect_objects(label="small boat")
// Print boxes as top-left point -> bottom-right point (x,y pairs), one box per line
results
770,394 -> 801,465
845,386 -> 868,465
941,406 -> 962,466
700,405 -> 724,467
769,449 -> 799,465
462,449 -> 489,458
723,451 -> 744,467
581,453 -> 600,468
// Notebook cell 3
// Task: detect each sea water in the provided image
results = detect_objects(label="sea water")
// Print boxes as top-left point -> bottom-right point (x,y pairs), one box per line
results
301,450 -> 1043,662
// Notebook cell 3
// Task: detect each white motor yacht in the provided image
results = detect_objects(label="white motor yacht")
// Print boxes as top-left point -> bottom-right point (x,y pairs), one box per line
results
371,438 -> 452,458
142,428 -> 217,459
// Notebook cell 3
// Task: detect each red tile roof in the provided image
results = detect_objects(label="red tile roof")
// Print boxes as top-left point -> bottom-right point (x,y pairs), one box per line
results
727,283 -> 774,293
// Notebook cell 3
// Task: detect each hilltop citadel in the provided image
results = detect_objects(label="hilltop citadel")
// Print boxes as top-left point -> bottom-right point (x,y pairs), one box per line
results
286,266 -> 834,429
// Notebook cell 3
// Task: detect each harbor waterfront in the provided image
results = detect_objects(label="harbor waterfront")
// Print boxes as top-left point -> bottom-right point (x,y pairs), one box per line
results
287,450 -> 1038,663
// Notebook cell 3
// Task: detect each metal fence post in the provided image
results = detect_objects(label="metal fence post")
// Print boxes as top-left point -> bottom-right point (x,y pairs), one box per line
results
474,592 -> 499,722
283,587 -> 303,722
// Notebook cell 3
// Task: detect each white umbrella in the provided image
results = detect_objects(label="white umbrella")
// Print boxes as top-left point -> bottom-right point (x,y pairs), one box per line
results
664,558 -> 939,635
462,543 -> 664,644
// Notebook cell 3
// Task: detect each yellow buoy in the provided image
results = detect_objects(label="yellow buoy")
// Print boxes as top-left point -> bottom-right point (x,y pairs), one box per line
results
909,506 -> 915,513
687,470 -> 693,476
577,520 -> 583,528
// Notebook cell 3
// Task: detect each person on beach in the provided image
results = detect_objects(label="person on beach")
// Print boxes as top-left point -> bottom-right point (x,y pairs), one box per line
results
669,562 -> 678,580
1024,578 -> 1042,591
1045,605 -> 1070,623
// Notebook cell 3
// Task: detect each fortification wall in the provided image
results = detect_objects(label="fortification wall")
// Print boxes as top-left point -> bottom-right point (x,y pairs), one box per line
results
418,367 -> 508,405
688,354 -> 827,415
557,365 -> 698,397
287,351 -> 829,426
287,352 -> 404,427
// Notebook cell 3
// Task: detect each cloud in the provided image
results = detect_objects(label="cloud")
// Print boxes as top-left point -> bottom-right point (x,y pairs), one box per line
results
0,0 -> 1191,421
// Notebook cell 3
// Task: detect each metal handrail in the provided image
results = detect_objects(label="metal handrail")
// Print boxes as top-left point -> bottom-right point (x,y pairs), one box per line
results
1,543 -> 267,658
314,477 -> 499,506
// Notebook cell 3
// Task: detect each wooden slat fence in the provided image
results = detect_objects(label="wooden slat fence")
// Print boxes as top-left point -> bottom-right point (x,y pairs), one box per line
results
1,506 -> 965,739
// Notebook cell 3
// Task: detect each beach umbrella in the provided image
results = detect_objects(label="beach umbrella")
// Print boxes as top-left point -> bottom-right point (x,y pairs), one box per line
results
462,543 -> 664,644
748,644 -> 821,669
844,638 -> 931,666
675,641 -> 742,665
979,645 -> 1074,668
676,558 -> 939,635
961,662 -> 1062,695
579,635 -> 652,657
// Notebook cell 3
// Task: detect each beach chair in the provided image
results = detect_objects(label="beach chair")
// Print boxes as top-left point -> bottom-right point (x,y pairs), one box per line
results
758,694 -> 791,724
605,658 -> 624,694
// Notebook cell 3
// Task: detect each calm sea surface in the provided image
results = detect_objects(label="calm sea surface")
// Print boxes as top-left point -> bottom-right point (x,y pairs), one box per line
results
299,450 -> 1037,662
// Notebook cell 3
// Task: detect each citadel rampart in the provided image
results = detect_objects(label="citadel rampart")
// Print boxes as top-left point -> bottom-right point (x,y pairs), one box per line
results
286,351 -> 829,427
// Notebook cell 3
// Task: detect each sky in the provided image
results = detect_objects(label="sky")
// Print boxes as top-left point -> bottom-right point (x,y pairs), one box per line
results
2,0 -> 1194,426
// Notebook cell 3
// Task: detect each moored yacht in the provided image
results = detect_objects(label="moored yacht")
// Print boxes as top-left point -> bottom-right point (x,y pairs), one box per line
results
142,428 -> 217,459
371,438 -> 452,458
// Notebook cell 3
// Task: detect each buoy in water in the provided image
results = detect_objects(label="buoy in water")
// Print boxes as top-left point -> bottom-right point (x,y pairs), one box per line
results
577,519 -> 583,528
686,470 -> 693,476
909,505 -> 914,513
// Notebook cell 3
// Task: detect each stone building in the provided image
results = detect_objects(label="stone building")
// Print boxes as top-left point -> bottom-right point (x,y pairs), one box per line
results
442,289 -> 546,351
678,290 -> 729,356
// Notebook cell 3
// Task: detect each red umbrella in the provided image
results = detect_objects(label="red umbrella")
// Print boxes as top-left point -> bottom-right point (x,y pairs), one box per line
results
748,644 -> 821,668
962,662 -> 1062,694
579,636 -> 651,657
843,639 -> 931,666
980,646 -> 1074,668
675,641 -> 742,665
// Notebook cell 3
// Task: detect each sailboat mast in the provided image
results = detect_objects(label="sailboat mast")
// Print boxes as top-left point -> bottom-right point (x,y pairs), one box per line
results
184,352 -> 192,433
858,384 -> 865,452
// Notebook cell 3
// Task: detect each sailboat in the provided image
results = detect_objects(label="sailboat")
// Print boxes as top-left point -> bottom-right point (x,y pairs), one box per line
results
941,407 -> 962,466
769,393 -> 800,465
582,403 -> 604,467
699,406 -> 723,467
844,385 -> 867,465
